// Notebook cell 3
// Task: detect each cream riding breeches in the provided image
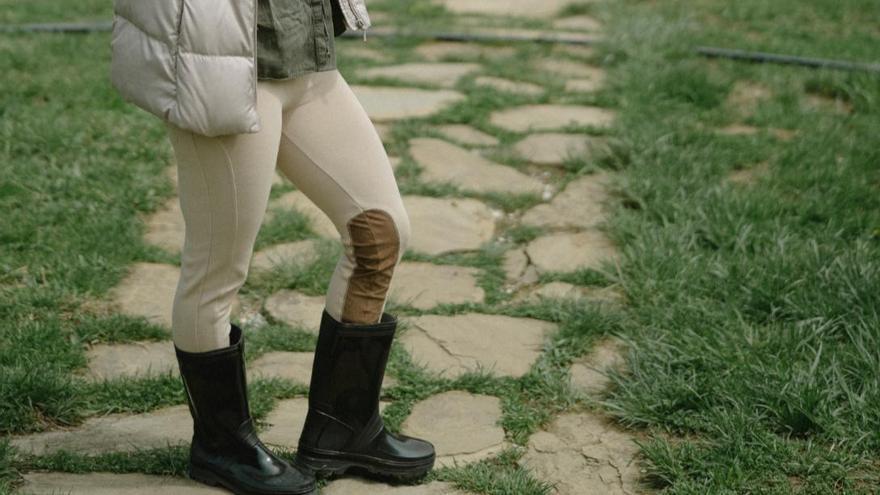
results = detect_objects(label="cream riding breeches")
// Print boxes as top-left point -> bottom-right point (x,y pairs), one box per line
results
164,69 -> 409,353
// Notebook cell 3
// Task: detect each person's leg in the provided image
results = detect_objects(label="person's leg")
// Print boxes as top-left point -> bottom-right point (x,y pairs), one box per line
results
165,85 -> 283,352
265,69 -> 410,324
261,69 -> 433,480
163,84 -> 317,495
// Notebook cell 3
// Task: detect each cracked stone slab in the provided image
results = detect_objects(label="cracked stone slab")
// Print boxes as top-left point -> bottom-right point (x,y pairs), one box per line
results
437,0 -> 592,18
414,41 -> 516,62
515,282 -> 625,307
251,239 -> 322,272
10,405 -> 192,456
513,133 -> 610,167
502,248 -> 529,282
267,191 -> 338,239
570,337 -> 626,396
260,397 -> 309,450
410,138 -> 544,195
401,314 -> 556,378
725,81 -> 772,117
434,124 -> 499,146
264,289 -> 325,334
357,63 -> 481,89
108,262 -> 180,328
402,391 -> 506,468
519,413 -> 640,495
473,76 -> 545,96
522,173 -> 611,229
352,86 -> 465,122
490,104 -> 616,133
390,262 -> 484,309
337,43 -> 393,63
324,480 -> 469,494
526,231 -> 619,274
17,473 -> 225,494
552,15 -> 604,31
403,196 -> 496,255
565,78 -> 603,93
142,196 -> 184,255
715,124 -> 797,141
85,341 -> 177,381
727,161 -> 771,186
536,59 -> 607,81
250,351 -> 315,385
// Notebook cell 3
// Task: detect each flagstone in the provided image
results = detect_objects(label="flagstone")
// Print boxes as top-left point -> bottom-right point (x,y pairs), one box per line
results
267,190 -> 338,239
260,397 -> 309,449
521,173 -> 611,229
251,239 -> 322,272
108,262 -> 179,328
390,262 -> 484,309
434,124 -> 499,146
85,341 -> 177,381
250,352 -> 314,385
726,81 -> 772,116
264,289 -> 325,334
10,405 -> 192,456
502,248 -> 529,282
337,42 -> 394,63
513,133 -> 609,167
400,313 -> 556,378
17,473 -> 224,494
403,196 -> 496,255
402,391 -> 506,467
570,337 -> 626,395
374,122 -> 393,142
489,104 -> 616,132
536,59 -> 606,80
357,63 -> 481,88
516,282 -> 625,306
437,0 -> 591,18
519,413 -> 640,495
473,76 -> 545,96
565,78 -> 604,93
552,15 -> 604,31
526,231 -> 618,273
143,196 -> 184,255
323,480 -> 469,494
728,161 -> 771,185
409,138 -> 544,195
352,86 -> 465,122
459,27 -> 601,44
414,41 -> 516,61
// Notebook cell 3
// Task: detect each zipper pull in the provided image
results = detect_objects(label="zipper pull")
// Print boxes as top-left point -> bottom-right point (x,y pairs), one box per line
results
363,28 -> 367,42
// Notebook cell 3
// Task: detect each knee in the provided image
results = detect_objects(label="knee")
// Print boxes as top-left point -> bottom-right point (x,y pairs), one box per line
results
346,208 -> 406,269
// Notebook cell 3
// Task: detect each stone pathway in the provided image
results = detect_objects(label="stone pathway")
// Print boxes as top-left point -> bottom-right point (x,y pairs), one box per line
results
13,2 -> 650,493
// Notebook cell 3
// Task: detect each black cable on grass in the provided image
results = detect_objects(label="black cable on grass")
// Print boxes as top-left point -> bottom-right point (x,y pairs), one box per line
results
0,20 -> 598,44
697,46 -> 880,74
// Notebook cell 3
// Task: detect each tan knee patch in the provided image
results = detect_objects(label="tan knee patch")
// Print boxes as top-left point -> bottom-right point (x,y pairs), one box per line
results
341,209 -> 401,324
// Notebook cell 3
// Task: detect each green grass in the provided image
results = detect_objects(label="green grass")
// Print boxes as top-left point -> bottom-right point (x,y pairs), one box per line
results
1,0 -> 878,493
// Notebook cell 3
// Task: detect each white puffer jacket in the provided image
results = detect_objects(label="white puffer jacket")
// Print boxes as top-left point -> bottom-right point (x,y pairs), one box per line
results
109,0 -> 371,137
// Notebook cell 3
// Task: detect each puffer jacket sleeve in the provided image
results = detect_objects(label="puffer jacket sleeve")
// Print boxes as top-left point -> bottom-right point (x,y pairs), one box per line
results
109,0 -> 261,137
110,0 -> 182,123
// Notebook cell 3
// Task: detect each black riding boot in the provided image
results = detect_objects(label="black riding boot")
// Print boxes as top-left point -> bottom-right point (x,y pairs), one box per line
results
296,310 -> 435,480
175,324 -> 317,495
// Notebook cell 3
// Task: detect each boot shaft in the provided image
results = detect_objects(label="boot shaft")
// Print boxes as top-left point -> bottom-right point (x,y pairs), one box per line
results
175,324 -> 252,446
300,311 -> 396,448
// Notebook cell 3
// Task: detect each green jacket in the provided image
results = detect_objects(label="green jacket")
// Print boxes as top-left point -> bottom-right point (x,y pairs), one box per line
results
257,0 -> 351,80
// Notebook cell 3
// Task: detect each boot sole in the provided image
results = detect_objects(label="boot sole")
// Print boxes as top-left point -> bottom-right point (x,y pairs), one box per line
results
189,464 -> 317,495
296,450 -> 435,481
